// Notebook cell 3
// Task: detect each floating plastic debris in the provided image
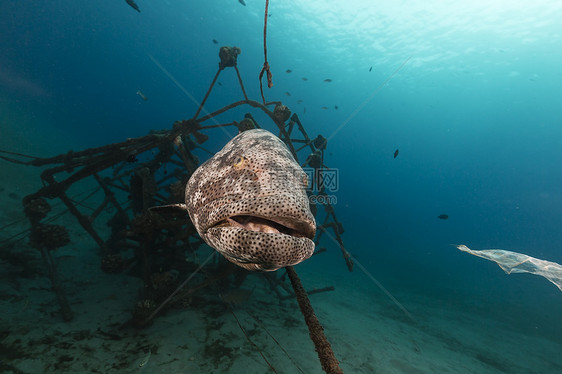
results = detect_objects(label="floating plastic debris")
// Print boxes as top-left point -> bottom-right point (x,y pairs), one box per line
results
457,245 -> 562,291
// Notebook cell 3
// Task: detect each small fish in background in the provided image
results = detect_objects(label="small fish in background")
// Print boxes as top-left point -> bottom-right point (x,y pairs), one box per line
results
438,214 -> 449,220
286,69 -> 292,73
212,39 -> 218,44
297,99 -> 303,104
238,0 -> 246,6
136,90 -> 148,101
334,105 -> 338,110
393,149 -> 399,158
369,66 -> 373,72
324,79 -> 332,82
138,348 -> 151,368
285,92 -> 291,96
125,0 -> 141,12
321,106 -> 328,110
302,77 -> 308,81
217,82 -> 223,86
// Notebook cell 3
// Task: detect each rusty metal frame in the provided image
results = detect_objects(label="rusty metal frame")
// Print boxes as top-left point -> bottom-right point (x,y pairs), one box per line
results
2,47 -> 352,323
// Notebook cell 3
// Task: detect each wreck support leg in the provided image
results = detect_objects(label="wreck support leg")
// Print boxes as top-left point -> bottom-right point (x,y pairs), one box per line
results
39,247 -> 73,321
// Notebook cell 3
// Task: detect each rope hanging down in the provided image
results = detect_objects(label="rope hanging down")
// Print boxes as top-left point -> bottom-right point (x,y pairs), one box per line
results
259,0 -> 273,104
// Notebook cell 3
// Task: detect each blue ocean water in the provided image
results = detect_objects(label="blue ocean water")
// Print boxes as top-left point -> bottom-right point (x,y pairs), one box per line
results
2,0 -> 562,373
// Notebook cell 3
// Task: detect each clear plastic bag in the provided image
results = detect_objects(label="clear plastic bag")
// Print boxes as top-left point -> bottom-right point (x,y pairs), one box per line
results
457,245 -> 562,292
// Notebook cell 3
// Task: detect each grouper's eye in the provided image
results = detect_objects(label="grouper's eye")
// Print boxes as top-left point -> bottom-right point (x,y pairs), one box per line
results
233,156 -> 246,169
302,174 -> 309,188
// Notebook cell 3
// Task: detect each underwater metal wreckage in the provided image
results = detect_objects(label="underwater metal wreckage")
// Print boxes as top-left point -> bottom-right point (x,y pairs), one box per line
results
1,45 -> 351,373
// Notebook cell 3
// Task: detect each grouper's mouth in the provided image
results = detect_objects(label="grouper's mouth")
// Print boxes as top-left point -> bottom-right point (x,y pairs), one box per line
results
204,213 -> 316,271
213,215 -> 315,240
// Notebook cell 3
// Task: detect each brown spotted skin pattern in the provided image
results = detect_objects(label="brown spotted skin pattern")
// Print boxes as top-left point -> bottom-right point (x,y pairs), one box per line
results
185,129 -> 316,271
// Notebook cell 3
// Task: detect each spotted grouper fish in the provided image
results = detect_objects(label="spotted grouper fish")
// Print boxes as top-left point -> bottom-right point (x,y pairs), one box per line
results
183,129 -> 315,271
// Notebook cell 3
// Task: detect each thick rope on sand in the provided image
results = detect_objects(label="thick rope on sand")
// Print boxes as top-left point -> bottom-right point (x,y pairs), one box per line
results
286,266 -> 343,374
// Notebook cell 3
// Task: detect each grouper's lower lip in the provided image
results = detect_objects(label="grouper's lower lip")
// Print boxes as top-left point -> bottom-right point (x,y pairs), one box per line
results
204,225 -> 316,271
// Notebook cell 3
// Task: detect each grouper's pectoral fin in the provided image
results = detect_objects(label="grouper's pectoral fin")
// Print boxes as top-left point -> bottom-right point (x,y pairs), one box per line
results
148,204 -> 188,219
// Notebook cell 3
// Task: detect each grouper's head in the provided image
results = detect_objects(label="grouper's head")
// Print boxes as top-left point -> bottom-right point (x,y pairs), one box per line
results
185,129 -> 316,271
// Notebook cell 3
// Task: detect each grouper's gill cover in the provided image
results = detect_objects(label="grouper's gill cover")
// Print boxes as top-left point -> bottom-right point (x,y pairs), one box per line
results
185,129 -> 316,271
